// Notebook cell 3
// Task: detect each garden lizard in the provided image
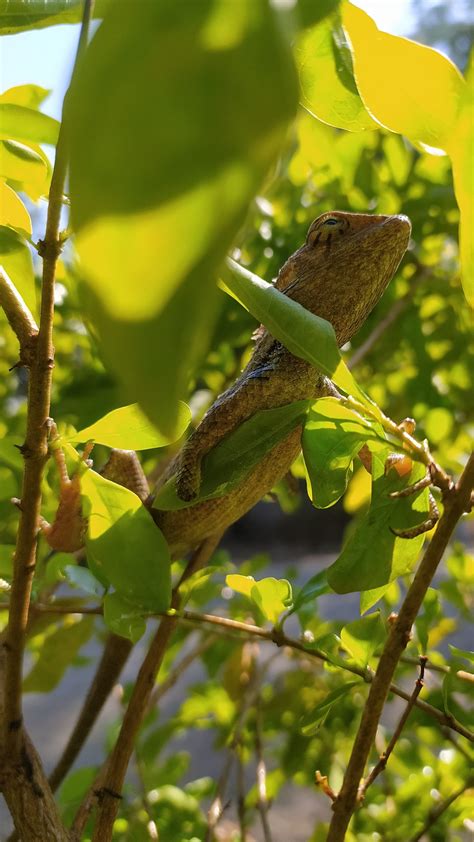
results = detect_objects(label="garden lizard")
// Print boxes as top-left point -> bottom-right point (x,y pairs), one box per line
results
151,210 -> 411,557
41,210 -> 411,790
41,212 -> 411,560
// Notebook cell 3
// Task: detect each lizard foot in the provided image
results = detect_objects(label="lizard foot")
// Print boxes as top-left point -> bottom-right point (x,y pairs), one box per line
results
390,492 -> 440,539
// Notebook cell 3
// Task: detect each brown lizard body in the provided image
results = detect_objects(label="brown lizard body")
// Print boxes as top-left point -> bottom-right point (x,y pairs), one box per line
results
43,211 -> 411,788
152,210 -> 411,556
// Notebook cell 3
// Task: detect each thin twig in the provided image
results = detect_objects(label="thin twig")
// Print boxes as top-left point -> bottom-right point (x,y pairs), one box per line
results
206,752 -> 235,841
6,599 -> 472,742
327,453 -> 474,842
408,776 -> 474,842
359,656 -> 428,798
255,696 -> 273,842
237,739 -> 247,842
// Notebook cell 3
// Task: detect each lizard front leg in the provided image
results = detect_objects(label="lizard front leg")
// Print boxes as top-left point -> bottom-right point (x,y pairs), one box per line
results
176,363 -> 282,501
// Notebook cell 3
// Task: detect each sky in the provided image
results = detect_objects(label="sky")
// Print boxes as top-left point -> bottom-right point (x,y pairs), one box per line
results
0,1 -> 418,119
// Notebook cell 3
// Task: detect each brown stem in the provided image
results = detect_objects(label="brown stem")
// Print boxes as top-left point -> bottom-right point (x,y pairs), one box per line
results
408,776 -> 474,842
359,656 -> 427,798
2,0 -> 94,760
327,453 -> 474,841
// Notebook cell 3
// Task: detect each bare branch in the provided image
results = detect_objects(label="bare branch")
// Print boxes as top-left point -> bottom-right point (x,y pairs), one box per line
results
5,599 -> 472,742
3,0 -> 95,761
359,656 -> 427,798
327,453 -> 474,842
255,696 -> 273,842
408,776 -> 474,842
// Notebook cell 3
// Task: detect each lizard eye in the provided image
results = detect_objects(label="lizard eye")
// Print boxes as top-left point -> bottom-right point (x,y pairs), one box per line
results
322,218 -> 339,226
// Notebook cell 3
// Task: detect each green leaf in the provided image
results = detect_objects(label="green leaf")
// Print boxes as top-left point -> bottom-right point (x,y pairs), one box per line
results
415,588 -> 441,654
300,681 -> 361,735
226,574 -> 293,624
0,226 -> 36,317
23,616 -> 94,692
447,53 -> 474,307
0,85 -> 50,109
63,565 -> 105,598
0,103 -> 60,146
67,401 -> 191,450
81,468 -> 171,611
360,583 -> 392,614
0,139 -> 50,201
289,569 -> 331,615
327,450 -> 430,594
295,13 -> 377,131
154,400 -> 310,510
302,397 -> 387,508
342,2 -> 465,152
221,258 -> 372,408
340,611 -> 386,667
0,436 -> 23,471
103,592 -> 147,643
448,645 -> 474,665
0,545 -> 14,577
0,182 -> 31,233
69,0 -> 298,435
0,0 -> 110,34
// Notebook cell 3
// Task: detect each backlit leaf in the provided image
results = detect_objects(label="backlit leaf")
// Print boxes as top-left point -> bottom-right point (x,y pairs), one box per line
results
0,225 -> 36,316
103,592 -> 147,643
343,2 -> 465,151
0,103 -> 60,146
340,611 -> 386,666
67,401 -> 191,450
302,397 -> 387,508
0,181 -> 31,233
81,468 -> 171,611
69,0 -> 298,435
295,13 -> 377,131
327,449 -> 430,593
226,573 -> 293,624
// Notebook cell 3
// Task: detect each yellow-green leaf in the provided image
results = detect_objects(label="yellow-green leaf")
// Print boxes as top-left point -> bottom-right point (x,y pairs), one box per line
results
295,12 -> 377,131
0,103 -> 60,146
0,225 -> 36,316
340,611 -> 386,667
67,401 -> 191,450
0,181 -> 31,233
81,468 -> 171,611
0,139 -> 50,200
447,53 -> 473,306
226,574 -> 293,624
343,1 -> 465,152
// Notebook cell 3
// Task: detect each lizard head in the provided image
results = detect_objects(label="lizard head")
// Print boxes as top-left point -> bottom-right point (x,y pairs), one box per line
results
286,211 -> 411,346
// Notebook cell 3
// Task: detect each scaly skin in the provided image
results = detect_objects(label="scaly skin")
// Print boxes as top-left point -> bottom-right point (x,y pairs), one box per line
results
152,210 -> 411,556
48,210 -> 411,788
